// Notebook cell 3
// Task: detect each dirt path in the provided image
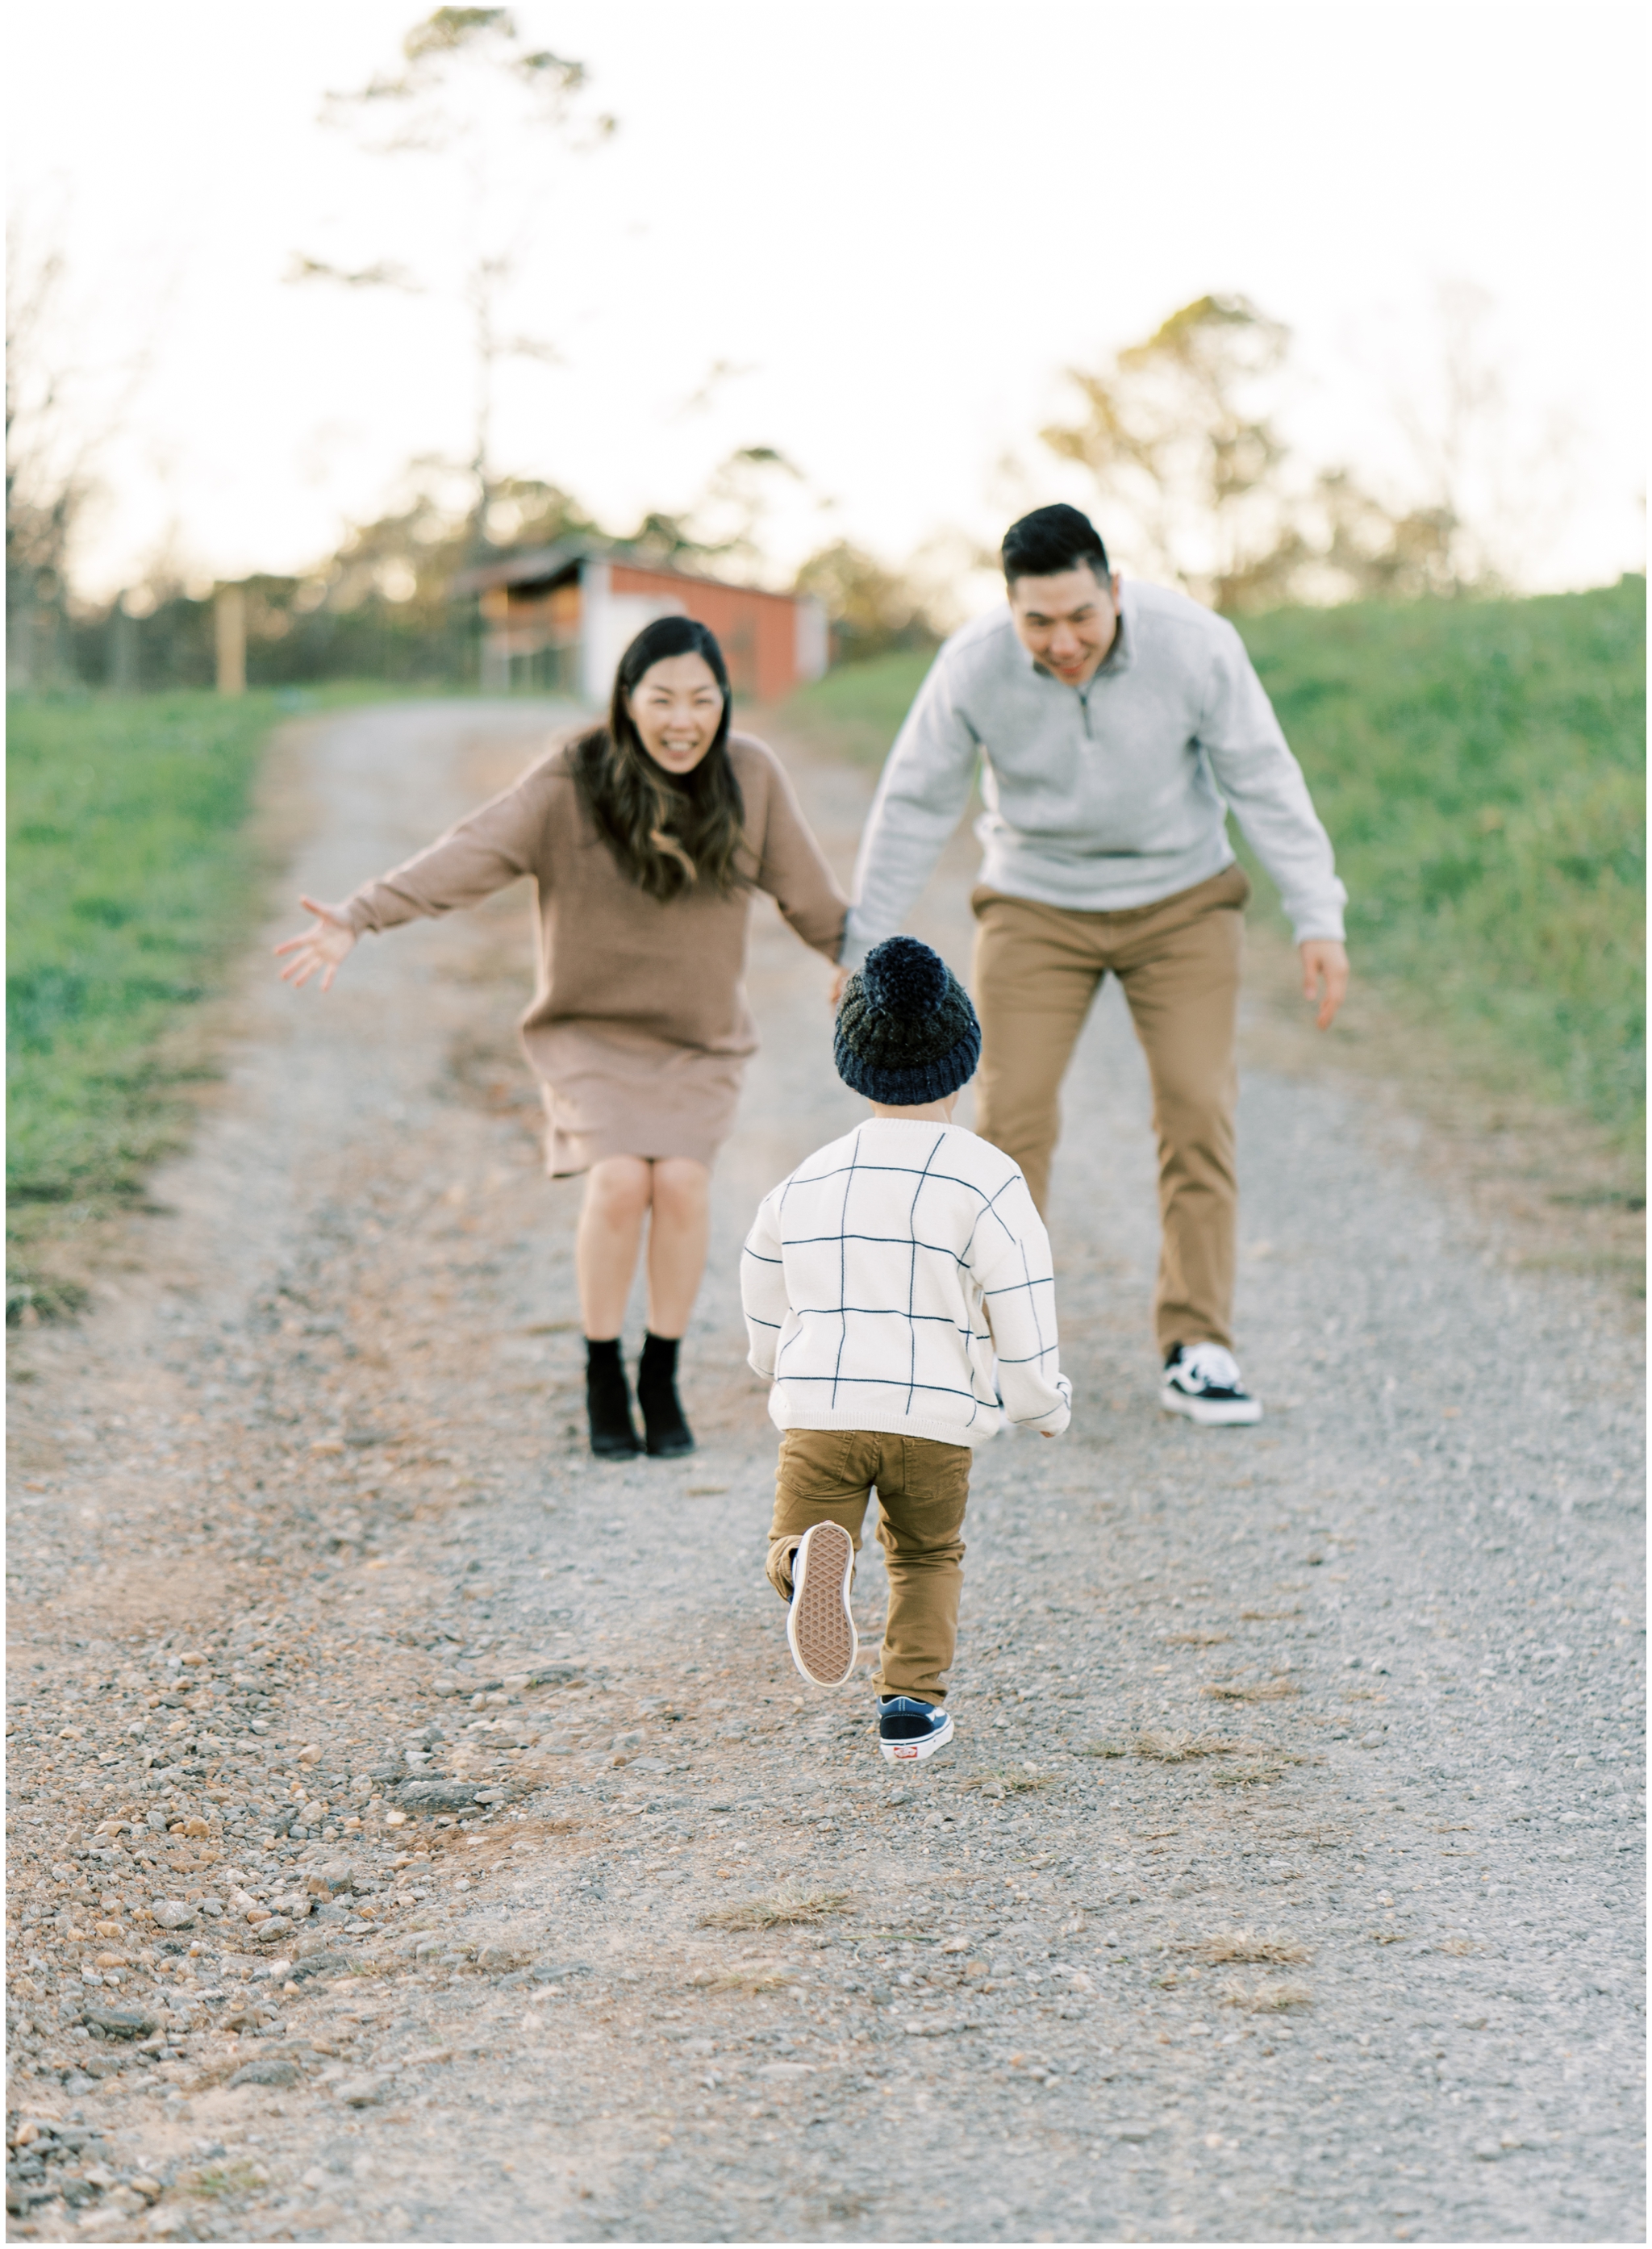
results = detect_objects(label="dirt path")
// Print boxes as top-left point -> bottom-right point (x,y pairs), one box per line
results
6,701 -> 1644,2245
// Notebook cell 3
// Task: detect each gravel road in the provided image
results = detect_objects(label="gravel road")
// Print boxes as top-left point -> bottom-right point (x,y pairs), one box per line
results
6,700 -> 1644,2245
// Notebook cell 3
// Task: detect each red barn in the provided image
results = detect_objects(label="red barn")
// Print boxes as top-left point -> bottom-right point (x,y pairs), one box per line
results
454,541 -> 828,705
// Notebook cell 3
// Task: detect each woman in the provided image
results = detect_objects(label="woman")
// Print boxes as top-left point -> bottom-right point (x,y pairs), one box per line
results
275,615 -> 847,1459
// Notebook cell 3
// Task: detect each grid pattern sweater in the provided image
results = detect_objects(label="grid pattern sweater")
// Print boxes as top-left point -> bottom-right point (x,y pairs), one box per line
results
742,1120 -> 1072,1448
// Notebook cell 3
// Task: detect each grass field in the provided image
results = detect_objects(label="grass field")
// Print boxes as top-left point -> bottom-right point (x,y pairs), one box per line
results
783,579 -> 1646,1144
6,688 -> 382,1319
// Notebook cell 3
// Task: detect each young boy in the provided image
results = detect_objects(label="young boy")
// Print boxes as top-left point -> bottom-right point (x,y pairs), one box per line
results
741,935 -> 1071,1762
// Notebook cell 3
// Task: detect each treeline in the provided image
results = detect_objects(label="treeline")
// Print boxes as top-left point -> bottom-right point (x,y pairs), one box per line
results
13,474 -> 945,696
9,277 -> 1594,698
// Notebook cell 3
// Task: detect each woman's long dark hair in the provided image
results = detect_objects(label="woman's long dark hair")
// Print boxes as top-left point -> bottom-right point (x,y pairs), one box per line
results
573,615 -> 748,902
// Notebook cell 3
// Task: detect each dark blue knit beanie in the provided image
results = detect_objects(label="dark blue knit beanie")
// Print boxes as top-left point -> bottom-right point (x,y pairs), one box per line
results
834,936 -> 981,1105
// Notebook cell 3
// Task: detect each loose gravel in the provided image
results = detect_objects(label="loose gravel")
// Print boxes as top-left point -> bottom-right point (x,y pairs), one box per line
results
6,700 -> 1644,2244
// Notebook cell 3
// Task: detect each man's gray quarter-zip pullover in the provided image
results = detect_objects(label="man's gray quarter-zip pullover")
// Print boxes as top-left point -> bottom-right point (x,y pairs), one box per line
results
841,578 -> 1346,967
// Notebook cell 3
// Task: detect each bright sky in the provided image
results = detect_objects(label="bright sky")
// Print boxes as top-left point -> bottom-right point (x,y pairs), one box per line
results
9,0 -> 1647,604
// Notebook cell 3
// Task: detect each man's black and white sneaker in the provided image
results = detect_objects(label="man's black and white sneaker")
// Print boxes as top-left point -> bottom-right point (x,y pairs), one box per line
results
786,1521 -> 858,1688
878,1696 -> 953,1763
1161,1341 -> 1263,1426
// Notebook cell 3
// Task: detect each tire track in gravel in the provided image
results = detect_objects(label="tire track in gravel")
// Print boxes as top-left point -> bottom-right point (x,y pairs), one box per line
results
6,699 -> 1644,2245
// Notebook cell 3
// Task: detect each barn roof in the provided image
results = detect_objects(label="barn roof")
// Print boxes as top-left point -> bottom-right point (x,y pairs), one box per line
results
450,540 -> 803,603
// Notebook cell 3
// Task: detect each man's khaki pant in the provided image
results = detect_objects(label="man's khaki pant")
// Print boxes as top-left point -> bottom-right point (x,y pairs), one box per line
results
766,1429 -> 972,1705
972,863 -> 1250,1356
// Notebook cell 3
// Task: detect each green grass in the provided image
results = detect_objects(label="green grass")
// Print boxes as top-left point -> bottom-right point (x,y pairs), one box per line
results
6,687 -> 385,1319
1236,579 -> 1645,1140
782,650 -> 934,766
784,581 -> 1646,1141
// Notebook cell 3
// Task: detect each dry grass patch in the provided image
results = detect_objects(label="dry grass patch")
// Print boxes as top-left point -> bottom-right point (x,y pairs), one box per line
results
1162,1631 -> 1231,1647
1133,1729 -> 1292,1766
1078,1741 -> 1129,1759
698,1889 -> 852,1932
1210,1762 -> 1288,1787
1201,1677 -> 1299,1702
1437,1936 -> 1479,1955
1220,1977 -> 1313,2011
1134,1729 -> 1229,1762
958,1768 -> 1057,1796
701,1969 -> 795,1995
1184,1929 -> 1313,1966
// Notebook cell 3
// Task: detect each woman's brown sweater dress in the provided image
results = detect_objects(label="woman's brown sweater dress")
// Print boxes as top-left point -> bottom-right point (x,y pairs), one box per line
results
342,732 -> 848,1175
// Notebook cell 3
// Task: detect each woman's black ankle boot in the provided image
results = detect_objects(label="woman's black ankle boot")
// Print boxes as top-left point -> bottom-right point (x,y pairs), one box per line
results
637,1332 -> 695,1458
586,1337 -> 641,1458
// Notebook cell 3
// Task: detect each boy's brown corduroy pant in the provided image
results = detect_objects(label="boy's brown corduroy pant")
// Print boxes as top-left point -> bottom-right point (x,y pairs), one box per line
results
971,863 -> 1250,1357
766,1428 -> 972,1705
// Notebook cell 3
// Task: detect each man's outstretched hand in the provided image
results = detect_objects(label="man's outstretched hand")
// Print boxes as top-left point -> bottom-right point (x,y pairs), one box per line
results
273,897 -> 357,991
1300,939 -> 1349,1030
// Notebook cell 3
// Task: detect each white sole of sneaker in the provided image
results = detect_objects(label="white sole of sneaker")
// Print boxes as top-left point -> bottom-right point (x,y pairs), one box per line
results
1160,1382 -> 1263,1426
786,1521 -> 857,1688
879,1710 -> 954,1763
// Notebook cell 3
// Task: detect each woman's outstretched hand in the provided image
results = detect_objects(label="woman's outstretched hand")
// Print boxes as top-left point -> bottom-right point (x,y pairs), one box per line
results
828,966 -> 849,1012
273,897 -> 357,991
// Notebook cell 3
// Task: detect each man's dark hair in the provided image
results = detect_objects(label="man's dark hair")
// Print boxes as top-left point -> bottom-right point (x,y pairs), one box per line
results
1001,504 -> 1110,586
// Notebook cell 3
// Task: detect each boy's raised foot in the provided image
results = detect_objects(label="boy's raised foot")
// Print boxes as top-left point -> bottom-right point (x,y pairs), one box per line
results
786,1521 -> 857,1688
878,1696 -> 953,1762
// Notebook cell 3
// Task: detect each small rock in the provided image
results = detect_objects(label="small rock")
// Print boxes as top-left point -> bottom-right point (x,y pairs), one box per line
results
82,2005 -> 159,2040
230,2058 -> 299,2090
398,1781 -> 482,1813
290,1942 -> 353,1979
151,1901 -> 195,1931
757,2062 -> 814,2080
335,2072 -> 388,2107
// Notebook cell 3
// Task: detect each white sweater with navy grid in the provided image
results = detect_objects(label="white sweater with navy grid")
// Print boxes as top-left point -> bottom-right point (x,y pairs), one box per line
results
741,1119 -> 1072,1449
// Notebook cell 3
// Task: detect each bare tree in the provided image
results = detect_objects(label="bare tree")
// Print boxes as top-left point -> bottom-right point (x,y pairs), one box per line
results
290,6 -> 615,557
1386,278 -> 1576,593
1041,295 -> 1302,611
6,227 -> 96,685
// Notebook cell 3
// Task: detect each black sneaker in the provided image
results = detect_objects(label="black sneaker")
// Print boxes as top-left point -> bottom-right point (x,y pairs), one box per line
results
1160,1341 -> 1262,1426
878,1696 -> 953,1763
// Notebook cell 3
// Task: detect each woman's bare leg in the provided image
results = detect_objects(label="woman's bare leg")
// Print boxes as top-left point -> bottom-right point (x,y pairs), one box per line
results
645,1158 -> 711,1337
576,1157 -> 653,1339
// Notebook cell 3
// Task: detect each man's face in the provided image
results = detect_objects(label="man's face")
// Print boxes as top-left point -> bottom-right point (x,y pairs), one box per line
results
1007,564 -> 1122,686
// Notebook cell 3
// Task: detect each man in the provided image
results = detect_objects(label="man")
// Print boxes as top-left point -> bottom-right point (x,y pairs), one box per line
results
839,503 -> 1349,1426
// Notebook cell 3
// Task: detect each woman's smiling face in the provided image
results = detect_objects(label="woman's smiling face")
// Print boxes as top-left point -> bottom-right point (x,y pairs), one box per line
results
626,650 -> 725,775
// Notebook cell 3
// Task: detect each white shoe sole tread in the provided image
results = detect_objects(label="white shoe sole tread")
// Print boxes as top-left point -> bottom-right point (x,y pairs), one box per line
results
786,1521 -> 857,1688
